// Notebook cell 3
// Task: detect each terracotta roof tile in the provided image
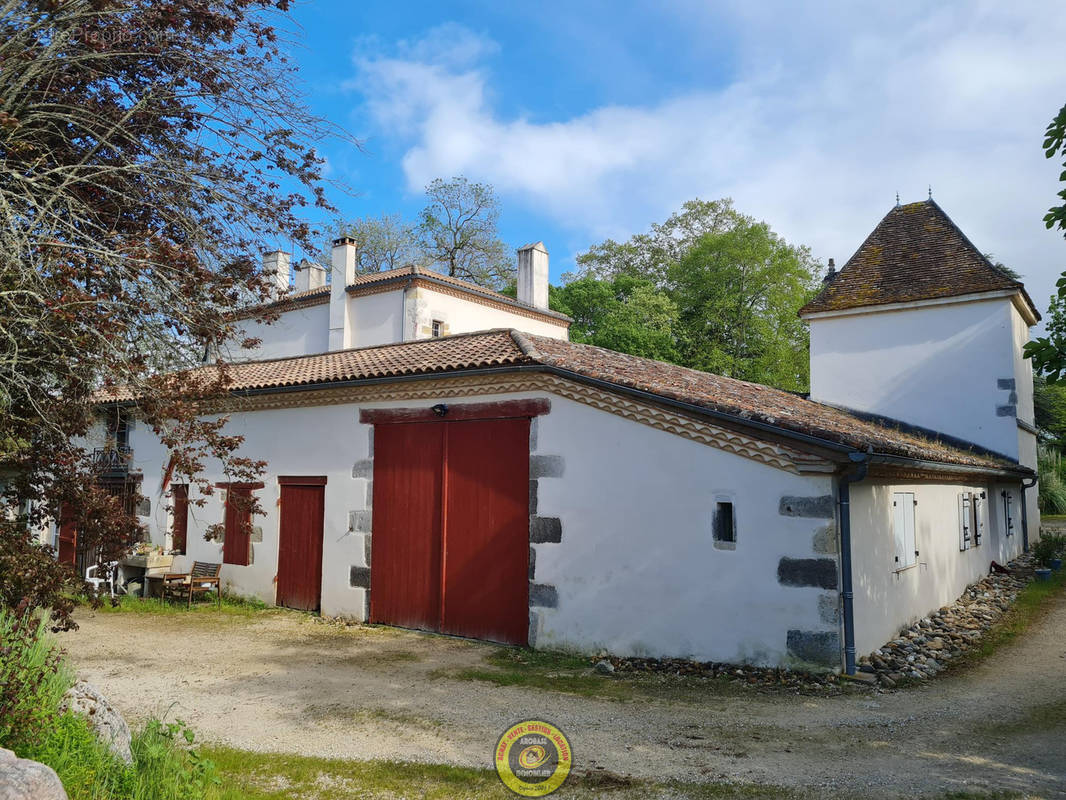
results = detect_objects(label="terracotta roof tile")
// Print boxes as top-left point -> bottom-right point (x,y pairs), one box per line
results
101,329 -> 1023,473
521,334 -> 1018,471
800,200 -> 1039,320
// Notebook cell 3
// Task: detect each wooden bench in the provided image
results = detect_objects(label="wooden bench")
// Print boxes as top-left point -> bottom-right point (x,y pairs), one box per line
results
161,561 -> 222,609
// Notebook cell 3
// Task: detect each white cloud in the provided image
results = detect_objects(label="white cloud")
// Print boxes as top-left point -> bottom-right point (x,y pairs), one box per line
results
352,9 -> 1066,314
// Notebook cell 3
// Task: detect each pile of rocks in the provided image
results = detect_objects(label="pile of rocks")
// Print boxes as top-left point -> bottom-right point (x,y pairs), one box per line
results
590,655 -> 846,694
859,554 -> 1036,687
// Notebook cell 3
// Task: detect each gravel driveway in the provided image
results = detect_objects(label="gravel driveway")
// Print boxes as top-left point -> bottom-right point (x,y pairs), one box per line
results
59,594 -> 1066,798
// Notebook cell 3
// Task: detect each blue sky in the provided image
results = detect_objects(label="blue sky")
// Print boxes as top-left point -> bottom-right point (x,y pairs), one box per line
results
279,1 -> 1066,316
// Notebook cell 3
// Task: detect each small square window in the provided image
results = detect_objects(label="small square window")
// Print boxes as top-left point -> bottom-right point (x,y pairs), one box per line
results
431,319 -> 443,337
713,500 -> 736,547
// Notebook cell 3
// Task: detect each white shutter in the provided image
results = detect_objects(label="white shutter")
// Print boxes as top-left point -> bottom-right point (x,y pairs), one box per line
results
893,492 -> 917,568
893,493 -> 907,567
903,494 -> 917,566
958,493 -> 972,551
974,494 -> 985,546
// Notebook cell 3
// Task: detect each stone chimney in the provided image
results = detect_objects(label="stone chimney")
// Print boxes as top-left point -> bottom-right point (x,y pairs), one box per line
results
517,242 -> 549,310
262,250 -> 291,297
823,258 -> 836,285
294,258 -> 328,293
329,237 -> 357,350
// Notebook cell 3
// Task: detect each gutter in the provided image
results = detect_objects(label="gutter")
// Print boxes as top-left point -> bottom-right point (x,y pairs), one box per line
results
837,451 -> 870,676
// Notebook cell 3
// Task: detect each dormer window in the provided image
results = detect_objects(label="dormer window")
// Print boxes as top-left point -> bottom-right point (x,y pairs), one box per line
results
431,319 -> 443,338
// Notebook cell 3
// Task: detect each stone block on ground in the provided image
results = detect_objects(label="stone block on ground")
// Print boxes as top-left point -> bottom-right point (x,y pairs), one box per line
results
0,748 -> 67,800
60,680 -> 133,764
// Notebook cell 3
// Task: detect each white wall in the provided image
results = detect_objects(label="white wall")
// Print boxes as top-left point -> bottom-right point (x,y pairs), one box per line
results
348,290 -> 404,348
126,387 -> 839,666
129,403 -> 368,614
1010,302 -> 1040,535
227,304 -> 330,362
809,298 -> 1020,459
407,286 -> 568,340
532,396 -> 838,666
850,479 -> 1025,656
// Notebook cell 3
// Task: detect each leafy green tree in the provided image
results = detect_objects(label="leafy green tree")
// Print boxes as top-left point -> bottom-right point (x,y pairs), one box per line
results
338,213 -> 423,273
551,276 -> 679,363
1023,102 -> 1066,379
418,177 -> 511,287
1034,375 -> 1066,449
669,221 -> 819,391
572,199 -> 740,285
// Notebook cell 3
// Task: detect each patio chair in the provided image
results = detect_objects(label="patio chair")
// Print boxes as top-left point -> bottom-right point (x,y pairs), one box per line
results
85,561 -> 117,598
161,561 -> 222,609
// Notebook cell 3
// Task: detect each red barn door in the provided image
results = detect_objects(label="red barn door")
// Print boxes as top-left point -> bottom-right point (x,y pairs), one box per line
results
370,422 -> 444,632
276,478 -> 326,611
370,412 -> 530,645
440,418 -> 530,644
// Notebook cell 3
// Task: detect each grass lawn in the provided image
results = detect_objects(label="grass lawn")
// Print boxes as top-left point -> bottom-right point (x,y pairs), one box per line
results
93,593 -> 283,619
203,746 -> 1027,800
440,646 -> 857,702
203,745 -> 809,799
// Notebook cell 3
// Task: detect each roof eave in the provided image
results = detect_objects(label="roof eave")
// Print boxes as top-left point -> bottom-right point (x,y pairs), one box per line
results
800,287 -> 1040,324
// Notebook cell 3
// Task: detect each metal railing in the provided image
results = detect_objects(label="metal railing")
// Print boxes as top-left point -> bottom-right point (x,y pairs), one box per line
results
92,445 -> 132,476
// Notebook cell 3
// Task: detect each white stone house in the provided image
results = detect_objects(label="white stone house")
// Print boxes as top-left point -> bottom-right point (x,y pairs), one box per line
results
86,201 -> 1040,673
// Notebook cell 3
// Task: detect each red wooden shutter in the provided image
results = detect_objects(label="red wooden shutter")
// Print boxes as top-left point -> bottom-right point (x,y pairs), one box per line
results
171,485 -> 189,555
57,503 -> 77,566
222,487 -> 252,566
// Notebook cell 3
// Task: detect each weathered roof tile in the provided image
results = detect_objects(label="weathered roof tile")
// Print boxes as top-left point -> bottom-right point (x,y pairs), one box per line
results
800,200 -> 1039,320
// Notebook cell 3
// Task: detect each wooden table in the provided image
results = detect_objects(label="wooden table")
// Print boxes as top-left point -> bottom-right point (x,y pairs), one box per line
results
119,554 -> 175,597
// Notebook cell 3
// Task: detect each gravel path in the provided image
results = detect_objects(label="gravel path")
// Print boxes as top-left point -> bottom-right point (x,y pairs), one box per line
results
59,594 -> 1066,798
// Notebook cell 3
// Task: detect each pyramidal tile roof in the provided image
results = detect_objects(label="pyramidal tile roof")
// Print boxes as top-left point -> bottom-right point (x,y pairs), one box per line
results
799,200 -> 1040,320
99,329 -> 1025,474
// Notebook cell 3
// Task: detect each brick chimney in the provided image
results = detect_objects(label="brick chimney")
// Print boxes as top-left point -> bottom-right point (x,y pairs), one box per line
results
262,250 -> 291,297
294,258 -> 328,293
517,242 -> 549,310
329,237 -> 357,350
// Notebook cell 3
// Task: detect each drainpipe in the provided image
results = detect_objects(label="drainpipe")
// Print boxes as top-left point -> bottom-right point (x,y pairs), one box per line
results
1021,475 -> 1037,553
838,450 -> 870,676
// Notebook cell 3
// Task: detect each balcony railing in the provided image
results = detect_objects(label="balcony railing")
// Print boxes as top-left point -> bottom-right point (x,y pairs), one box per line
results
92,446 -> 132,476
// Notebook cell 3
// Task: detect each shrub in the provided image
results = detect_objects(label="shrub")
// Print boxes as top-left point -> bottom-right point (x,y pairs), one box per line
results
1033,532 -> 1066,566
1037,448 -> 1066,514
0,605 -> 73,753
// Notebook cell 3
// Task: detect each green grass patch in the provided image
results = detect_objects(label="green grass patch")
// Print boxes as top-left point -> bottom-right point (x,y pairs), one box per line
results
95,592 -> 280,619
199,746 -> 1026,799
948,564 -> 1066,670
203,745 -> 818,799
438,646 -> 752,702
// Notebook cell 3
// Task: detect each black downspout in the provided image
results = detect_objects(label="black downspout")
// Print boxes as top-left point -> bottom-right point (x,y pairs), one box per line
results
1021,475 -> 1037,553
838,451 -> 870,676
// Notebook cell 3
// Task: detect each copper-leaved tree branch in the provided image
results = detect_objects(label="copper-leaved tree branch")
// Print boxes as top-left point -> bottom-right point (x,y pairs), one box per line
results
0,0 -> 354,626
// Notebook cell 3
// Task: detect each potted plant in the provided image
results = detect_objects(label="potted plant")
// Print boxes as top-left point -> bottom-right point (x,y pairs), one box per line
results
1032,533 -> 1065,579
